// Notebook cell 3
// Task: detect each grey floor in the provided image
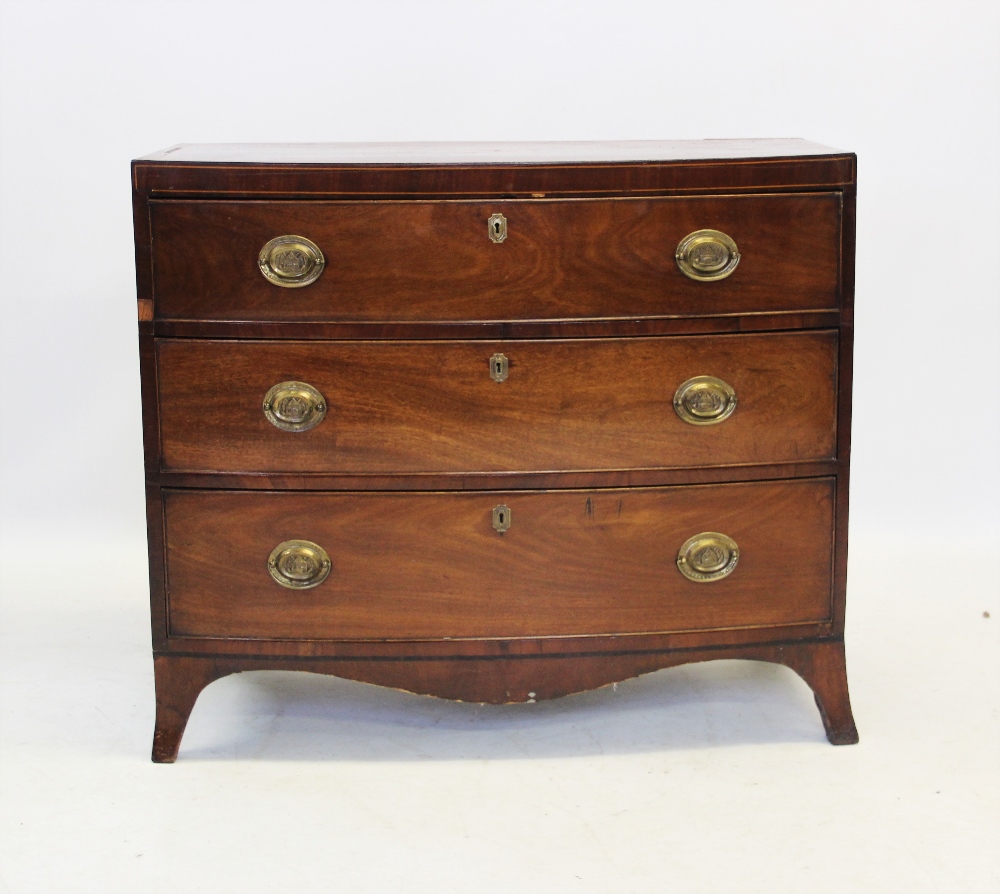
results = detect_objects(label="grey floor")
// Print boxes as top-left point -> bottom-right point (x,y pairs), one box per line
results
1,532 -> 997,893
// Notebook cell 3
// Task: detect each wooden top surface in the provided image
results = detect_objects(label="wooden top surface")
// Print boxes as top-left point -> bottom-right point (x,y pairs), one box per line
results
137,139 -> 847,166
132,140 -> 855,199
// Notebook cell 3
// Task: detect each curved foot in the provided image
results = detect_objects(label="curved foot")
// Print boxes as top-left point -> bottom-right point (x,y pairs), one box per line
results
148,641 -> 857,758
152,655 -> 226,762
774,640 -> 858,745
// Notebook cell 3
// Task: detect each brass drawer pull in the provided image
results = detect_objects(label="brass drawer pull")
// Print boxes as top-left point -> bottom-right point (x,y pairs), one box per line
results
677,532 -> 739,583
263,381 -> 327,432
492,504 -> 511,534
488,213 -> 507,243
673,375 -> 737,426
258,235 -> 325,287
675,229 -> 740,281
267,540 -> 332,589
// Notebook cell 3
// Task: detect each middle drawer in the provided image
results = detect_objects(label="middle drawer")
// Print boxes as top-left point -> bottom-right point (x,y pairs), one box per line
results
156,331 -> 837,475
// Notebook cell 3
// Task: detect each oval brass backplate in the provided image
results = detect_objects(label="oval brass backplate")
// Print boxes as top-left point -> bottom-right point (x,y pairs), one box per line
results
267,539 -> 332,589
677,532 -> 739,583
263,381 -> 327,432
675,229 -> 740,281
258,235 -> 325,287
673,375 -> 737,426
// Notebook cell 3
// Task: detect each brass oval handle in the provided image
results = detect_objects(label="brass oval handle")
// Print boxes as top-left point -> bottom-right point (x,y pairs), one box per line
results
673,375 -> 737,426
267,539 -> 332,589
263,381 -> 327,432
258,235 -> 325,287
677,532 -> 739,583
675,229 -> 740,281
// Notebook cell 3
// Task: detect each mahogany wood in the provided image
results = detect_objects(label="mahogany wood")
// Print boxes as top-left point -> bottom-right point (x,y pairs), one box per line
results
151,310 -> 841,342
150,639 -> 856,762
832,184 -> 857,637
161,621 -> 836,660
156,332 -> 838,475
163,479 -> 835,641
150,194 -> 840,323
152,654 -> 218,763
133,140 -> 859,759
153,459 -> 840,493
132,140 -> 855,204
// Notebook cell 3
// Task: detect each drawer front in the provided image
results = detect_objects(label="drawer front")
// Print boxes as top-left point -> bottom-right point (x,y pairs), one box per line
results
150,194 -> 841,322
157,331 -> 838,474
164,479 -> 835,640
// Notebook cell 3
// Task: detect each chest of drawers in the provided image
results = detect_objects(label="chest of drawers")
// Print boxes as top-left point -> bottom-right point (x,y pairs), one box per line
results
133,140 -> 858,762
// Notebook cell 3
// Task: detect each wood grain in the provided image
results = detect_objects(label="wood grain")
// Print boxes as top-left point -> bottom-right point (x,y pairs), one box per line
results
134,140 -> 858,756
163,478 -> 835,641
153,460 -> 840,494
150,638 -> 856,761
150,310 -> 841,342
150,194 -> 841,322
150,638 -> 855,761
156,331 -> 838,474
832,184 -> 857,637
161,619 -> 834,659
134,151 -> 855,200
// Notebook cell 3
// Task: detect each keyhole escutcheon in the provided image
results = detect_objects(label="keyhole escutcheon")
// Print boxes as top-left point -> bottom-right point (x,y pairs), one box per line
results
492,504 -> 511,534
489,352 -> 509,383
488,213 -> 508,243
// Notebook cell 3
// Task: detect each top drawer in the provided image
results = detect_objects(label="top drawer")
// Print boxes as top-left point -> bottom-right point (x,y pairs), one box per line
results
149,193 -> 841,323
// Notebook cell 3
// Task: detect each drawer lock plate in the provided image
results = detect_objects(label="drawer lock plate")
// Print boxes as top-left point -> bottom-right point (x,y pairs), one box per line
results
488,213 -> 508,243
492,504 -> 512,534
489,352 -> 509,383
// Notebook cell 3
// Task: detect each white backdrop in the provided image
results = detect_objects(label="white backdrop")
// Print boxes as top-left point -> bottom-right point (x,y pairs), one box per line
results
1,3 -> 998,893
0,0 -> 997,545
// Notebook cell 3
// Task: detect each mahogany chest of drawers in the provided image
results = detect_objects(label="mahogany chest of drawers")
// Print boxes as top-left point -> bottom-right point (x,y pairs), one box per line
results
132,140 -> 859,761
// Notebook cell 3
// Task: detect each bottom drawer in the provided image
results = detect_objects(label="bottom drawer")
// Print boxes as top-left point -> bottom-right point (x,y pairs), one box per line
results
163,479 -> 834,641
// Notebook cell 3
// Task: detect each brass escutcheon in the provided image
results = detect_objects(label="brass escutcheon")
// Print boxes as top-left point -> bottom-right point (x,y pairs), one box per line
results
677,532 -> 739,583
263,381 -> 327,432
673,375 -> 737,426
258,235 -> 325,287
267,539 -> 332,589
675,229 -> 740,281
492,504 -> 511,534
489,352 -> 509,383
488,213 -> 508,243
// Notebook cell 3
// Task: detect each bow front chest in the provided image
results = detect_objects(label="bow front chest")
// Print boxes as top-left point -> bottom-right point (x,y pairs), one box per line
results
132,140 -> 859,761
